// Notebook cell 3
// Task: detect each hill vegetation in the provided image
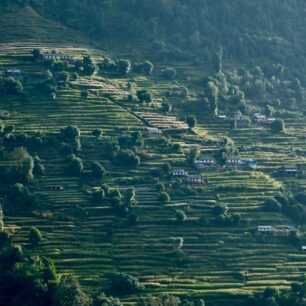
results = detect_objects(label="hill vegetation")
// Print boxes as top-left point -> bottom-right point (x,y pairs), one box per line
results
1,1 -> 306,306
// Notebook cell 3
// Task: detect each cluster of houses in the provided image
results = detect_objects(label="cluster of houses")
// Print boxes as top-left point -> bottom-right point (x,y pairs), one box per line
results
218,112 -> 275,127
256,225 -> 295,236
194,156 -> 257,170
146,127 -> 163,136
40,52 -> 74,63
280,164 -> 306,177
171,168 -> 207,187
0,69 -> 22,78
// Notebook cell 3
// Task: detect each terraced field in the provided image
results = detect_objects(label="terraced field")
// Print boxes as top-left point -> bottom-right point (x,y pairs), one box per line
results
2,43 -> 306,306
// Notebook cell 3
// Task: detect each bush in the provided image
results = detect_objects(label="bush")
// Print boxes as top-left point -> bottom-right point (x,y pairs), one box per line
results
60,125 -> 80,140
81,90 -> 89,99
158,192 -> 170,203
67,156 -> 83,176
271,119 -> 285,133
91,162 -> 106,179
186,115 -> 197,129
136,90 -> 152,103
29,227 -> 42,246
162,68 -> 176,79
1,77 -> 23,95
110,273 -> 144,295
92,128 -> 103,138
263,198 -> 282,212
93,189 -> 105,203
115,150 -> 140,167
140,61 -> 154,75
176,210 -> 187,223
117,59 -> 131,75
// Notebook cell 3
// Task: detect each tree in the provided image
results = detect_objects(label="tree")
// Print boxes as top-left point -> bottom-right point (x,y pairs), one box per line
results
176,210 -> 187,223
186,115 -> 197,129
33,156 -> 45,175
81,90 -> 89,99
53,274 -> 92,306
162,68 -> 176,79
91,161 -> 106,179
214,204 -> 228,216
110,273 -> 144,295
117,59 -> 131,75
0,205 -> 3,231
271,119 -> 285,133
141,61 -> 154,75
92,128 -> 103,139
32,48 -> 42,61
1,77 -> 23,95
136,90 -> 152,103
67,156 -> 83,176
115,150 -> 140,167
264,198 -> 281,212
57,71 -> 69,83
158,192 -> 170,203
93,189 -> 105,203
29,227 -> 42,246
124,188 -> 137,208
60,125 -> 81,140
93,293 -> 122,306
186,147 -> 199,165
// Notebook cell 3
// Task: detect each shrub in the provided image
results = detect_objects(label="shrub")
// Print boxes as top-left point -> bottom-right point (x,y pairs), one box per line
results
162,68 -> 176,79
271,119 -> 285,133
158,192 -> 170,203
186,115 -> 197,129
115,150 -> 140,167
1,77 -> 23,95
92,128 -> 103,139
81,90 -> 89,99
140,61 -> 154,75
117,59 -> 131,75
91,162 -> 106,179
136,90 -> 152,103
60,125 -> 80,140
67,156 -> 83,176
29,227 -> 42,246
263,198 -> 282,212
213,204 -> 228,216
93,189 -> 105,203
176,210 -> 187,223
110,273 -> 144,294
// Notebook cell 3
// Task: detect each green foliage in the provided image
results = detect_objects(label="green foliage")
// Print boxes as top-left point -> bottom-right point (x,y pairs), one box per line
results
93,293 -> 122,306
29,227 -> 42,246
60,125 -> 81,140
271,119 -> 285,133
67,155 -> 83,176
109,273 -> 144,295
136,90 -> 152,103
53,274 -> 92,306
115,150 -> 140,167
117,59 -> 131,75
92,128 -> 103,139
186,115 -> 197,129
0,77 -> 23,95
162,68 -> 176,79
263,198 -> 281,212
176,210 -> 187,223
91,162 -> 106,179
158,191 -> 170,203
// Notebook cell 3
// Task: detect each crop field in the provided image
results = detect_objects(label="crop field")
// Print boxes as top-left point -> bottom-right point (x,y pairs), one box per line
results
1,41 -> 306,306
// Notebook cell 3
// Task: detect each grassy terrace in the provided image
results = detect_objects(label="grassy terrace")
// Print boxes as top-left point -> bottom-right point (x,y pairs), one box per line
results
1,44 -> 306,306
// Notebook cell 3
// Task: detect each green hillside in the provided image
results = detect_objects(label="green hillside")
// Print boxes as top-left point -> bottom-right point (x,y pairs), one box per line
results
1,2 -> 306,306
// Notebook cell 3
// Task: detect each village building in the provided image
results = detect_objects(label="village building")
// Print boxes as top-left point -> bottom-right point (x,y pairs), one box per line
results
146,127 -> 163,136
5,69 -> 22,78
252,113 -> 275,126
225,157 -> 257,169
41,53 -> 74,62
241,158 -> 257,168
257,225 -> 277,235
172,168 -> 188,177
282,164 -> 298,176
194,157 -> 216,169
225,157 -> 243,168
186,175 -> 206,185
302,246 -> 306,252
0,111 -> 10,120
